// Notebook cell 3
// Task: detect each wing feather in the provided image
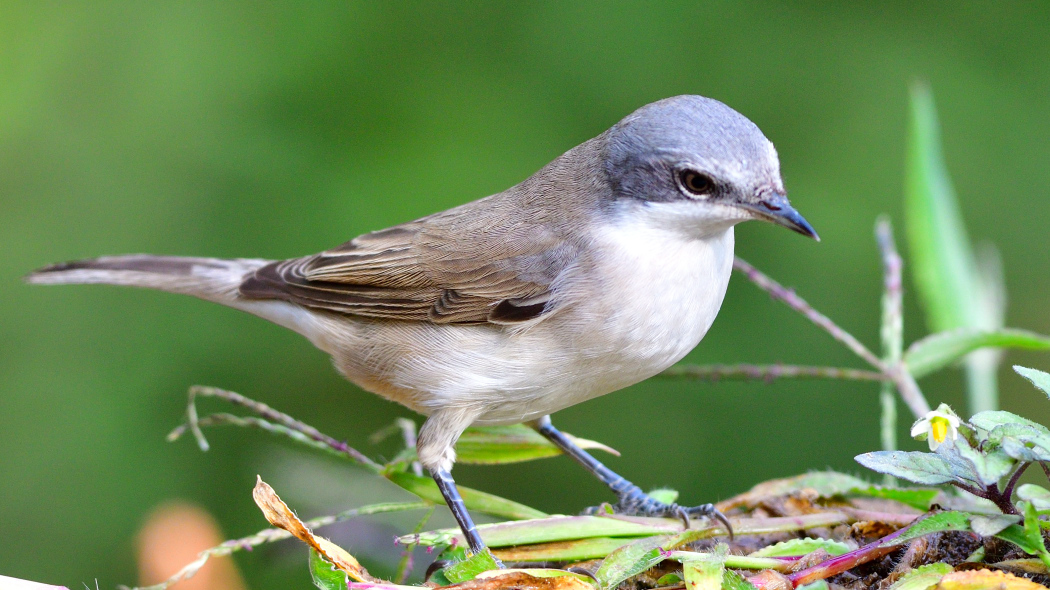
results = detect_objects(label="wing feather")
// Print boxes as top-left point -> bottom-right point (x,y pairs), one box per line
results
238,210 -> 575,325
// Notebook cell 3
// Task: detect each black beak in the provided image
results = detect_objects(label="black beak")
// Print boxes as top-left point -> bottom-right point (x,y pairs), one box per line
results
739,192 -> 819,241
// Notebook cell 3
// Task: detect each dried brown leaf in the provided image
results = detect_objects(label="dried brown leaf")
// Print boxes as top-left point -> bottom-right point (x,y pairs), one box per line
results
251,476 -> 372,583
442,571 -> 593,590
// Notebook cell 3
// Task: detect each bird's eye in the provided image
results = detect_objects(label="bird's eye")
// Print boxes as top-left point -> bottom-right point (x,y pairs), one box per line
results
678,170 -> 715,197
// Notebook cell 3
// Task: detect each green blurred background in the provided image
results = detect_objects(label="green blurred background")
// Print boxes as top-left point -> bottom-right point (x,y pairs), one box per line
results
3,2 -> 1049,587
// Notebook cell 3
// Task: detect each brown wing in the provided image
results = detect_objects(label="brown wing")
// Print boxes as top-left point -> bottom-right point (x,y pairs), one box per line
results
238,210 -> 576,325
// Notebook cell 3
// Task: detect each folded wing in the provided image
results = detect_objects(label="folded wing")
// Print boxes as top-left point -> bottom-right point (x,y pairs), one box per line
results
239,209 -> 576,325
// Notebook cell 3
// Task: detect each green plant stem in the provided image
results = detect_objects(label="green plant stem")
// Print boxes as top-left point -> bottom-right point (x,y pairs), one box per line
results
395,505 -> 435,584
660,363 -> 887,382
1003,462 -> 1032,504
665,551 -> 793,573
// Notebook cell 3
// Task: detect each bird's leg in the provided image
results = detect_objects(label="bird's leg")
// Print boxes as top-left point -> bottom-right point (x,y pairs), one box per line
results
430,467 -> 486,555
418,409 -> 502,562
531,416 -> 732,535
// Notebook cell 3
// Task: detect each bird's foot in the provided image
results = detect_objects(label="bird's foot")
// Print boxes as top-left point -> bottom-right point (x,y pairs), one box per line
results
585,493 -> 733,538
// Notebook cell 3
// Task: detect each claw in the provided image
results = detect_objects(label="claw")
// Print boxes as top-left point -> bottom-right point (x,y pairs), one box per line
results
673,505 -> 691,530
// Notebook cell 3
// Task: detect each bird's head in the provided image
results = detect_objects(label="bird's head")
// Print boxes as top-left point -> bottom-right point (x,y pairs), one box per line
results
602,95 -> 817,241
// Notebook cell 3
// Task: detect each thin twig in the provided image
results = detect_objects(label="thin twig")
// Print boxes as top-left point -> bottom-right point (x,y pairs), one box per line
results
177,386 -> 382,471
660,363 -> 887,382
877,218 -> 903,459
121,501 -> 429,590
395,505 -> 435,584
875,221 -> 932,418
169,413 -> 379,466
733,258 -> 885,369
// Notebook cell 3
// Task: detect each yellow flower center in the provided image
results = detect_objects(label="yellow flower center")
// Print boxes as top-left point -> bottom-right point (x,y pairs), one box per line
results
931,416 -> 949,443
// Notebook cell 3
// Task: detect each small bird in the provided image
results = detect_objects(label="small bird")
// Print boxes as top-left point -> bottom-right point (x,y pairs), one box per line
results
27,95 -> 816,556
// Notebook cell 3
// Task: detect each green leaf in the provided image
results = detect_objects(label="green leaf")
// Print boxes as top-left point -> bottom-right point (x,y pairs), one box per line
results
883,511 -> 972,547
905,329 -> 1050,379
995,502 -> 1050,570
904,83 -> 983,334
969,514 -> 1021,537
647,488 -> 679,505
969,411 -> 1050,435
682,544 -> 728,590
1015,366 -> 1050,398
455,424 -> 617,465
797,582 -> 830,590
855,451 -> 957,485
1018,484 -> 1050,511
904,83 -> 1004,413
384,470 -> 546,520
594,529 -> 708,589
723,570 -> 760,590
954,439 -> 1015,487
847,486 -> 939,511
655,573 -> 683,586
441,549 -> 502,584
996,524 -> 1043,555
749,538 -> 850,558
309,549 -> 349,590
886,563 -> 953,590
993,427 -> 1050,463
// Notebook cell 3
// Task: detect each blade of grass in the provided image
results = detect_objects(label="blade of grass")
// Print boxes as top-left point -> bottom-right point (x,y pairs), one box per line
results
408,512 -> 852,549
905,83 -> 1003,413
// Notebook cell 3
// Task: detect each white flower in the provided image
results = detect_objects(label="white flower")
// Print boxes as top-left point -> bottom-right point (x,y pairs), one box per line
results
911,403 -> 961,451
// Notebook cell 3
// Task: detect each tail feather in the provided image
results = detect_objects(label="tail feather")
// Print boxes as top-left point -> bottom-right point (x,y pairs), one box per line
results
25,255 -> 272,304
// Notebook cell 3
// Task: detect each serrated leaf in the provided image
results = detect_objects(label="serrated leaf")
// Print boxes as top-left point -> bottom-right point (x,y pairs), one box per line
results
954,439 -> 1015,487
723,570 -> 760,590
441,549 -> 502,584
970,411 -> 1050,435
455,424 -> 617,465
883,511 -> 972,547
1018,484 -> 1050,511
905,330 -> 1050,379
1015,366 -> 1050,399
682,544 -> 728,590
847,486 -> 939,511
384,471 -> 546,520
749,538 -> 850,558
855,451 -> 957,485
594,528 -> 708,589
309,549 -> 349,590
886,562 -> 953,590
969,514 -> 1021,537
